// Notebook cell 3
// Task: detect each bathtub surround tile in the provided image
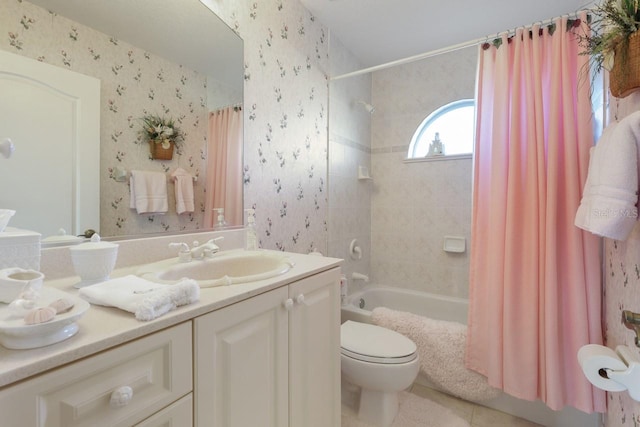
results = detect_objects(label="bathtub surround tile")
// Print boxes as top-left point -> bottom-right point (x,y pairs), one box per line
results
365,48 -> 476,297
371,154 -> 473,297
328,38 -> 373,280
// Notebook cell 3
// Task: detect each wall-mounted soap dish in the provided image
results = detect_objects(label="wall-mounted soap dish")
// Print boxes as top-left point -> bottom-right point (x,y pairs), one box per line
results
358,166 -> 373,181
443,236 -> 465,253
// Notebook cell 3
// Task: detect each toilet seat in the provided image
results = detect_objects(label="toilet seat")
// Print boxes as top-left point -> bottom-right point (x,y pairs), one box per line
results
341,320 -> 417,364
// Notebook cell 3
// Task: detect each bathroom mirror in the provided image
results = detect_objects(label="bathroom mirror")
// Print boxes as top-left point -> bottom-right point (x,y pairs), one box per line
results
0,0 -> 243,242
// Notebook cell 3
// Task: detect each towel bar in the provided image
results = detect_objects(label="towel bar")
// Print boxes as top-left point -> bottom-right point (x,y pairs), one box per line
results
113,167 -> 197,183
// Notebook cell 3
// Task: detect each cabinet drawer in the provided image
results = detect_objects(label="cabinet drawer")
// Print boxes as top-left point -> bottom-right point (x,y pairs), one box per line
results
135,393 -> 192,427
0,322 -> 192,427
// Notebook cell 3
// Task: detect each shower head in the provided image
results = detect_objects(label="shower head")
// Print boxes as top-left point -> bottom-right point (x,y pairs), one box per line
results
356,100 -> 375,114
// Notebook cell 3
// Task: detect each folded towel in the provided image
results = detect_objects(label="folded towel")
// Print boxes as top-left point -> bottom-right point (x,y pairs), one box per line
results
170,168 -> 195,214
575,111 -> 640,240
129,170 -> 169,214
78,275 -> 199,321
371,307 -> 499,402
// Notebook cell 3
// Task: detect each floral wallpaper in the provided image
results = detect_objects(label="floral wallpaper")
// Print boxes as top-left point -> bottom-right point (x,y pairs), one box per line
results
604,227 -> 640,427
2,0 -> 330,254
211,0 -> 329,254
600,94 -> 640,427
1,0 -> 210,237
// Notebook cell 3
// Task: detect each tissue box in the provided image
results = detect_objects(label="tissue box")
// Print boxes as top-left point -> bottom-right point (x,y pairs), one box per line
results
0,227 -> 41,270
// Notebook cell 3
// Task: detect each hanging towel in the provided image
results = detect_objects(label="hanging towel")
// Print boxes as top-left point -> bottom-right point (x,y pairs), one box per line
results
575,111 -> 640,240
129,170 -> 169,214
78,274 -> 200,321
371,307 -> 500,402
170,168 -> 195,214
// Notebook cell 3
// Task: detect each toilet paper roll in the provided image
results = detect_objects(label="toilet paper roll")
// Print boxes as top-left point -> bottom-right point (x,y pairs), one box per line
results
578,344 -> 628,392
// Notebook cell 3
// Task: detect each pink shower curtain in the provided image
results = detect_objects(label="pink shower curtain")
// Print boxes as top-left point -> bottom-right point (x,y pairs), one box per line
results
465,14 -> 606,413
204,106 -> 243,228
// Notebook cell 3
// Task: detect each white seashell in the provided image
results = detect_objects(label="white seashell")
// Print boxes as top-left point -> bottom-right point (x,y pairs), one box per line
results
18,289 -> 39,302
24,307 -> 56,325
49,298 -> 74,314
7,298 -> 37,318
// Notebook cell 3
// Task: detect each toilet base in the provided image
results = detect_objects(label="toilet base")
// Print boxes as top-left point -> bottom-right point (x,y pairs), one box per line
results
358,388 -> 399,427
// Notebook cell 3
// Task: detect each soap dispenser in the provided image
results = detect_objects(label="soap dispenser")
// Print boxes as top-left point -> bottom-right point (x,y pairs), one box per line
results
213,208 -> 227,230
244,209 -> 258,251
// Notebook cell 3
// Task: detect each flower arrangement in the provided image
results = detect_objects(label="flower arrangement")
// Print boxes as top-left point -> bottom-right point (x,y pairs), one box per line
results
139,114 -> 184,149
581,0 -> 640,74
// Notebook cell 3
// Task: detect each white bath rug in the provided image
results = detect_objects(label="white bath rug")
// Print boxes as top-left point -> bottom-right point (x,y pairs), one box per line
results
341,391 -> 471,427
371,307 -> 500,402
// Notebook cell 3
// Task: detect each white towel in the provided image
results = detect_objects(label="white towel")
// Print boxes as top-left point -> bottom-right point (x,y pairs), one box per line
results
575,111 -> 640,240
79,275 -> 200,321
129,170 -> 169,214
170,168 -> 195,214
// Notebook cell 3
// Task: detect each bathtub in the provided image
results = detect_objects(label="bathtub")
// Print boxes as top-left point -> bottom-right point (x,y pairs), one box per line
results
341,286 -> 468,325
340,286 -> 601,427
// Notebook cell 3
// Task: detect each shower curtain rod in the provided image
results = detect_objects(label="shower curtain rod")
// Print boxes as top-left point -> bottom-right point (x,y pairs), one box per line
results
211,103 -> 243,113
330,9 -> 592,81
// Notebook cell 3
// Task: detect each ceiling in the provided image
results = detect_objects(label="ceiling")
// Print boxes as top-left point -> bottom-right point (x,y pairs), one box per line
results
300,0 -> 596,71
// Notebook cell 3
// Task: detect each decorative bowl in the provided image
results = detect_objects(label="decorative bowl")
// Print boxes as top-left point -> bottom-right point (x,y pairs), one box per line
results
69,234 -> 119,288
0,268 -> 43,304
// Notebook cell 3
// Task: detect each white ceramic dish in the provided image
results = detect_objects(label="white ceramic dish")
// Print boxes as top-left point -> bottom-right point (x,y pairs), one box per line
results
0,287 -> 89,350
69,234 -> 119,288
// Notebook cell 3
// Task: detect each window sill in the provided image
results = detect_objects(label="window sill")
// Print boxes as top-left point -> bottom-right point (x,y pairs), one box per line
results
404,153 -> 472,163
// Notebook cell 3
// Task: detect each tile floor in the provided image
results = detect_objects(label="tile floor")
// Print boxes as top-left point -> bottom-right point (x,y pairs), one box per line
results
408,383 -> 545,427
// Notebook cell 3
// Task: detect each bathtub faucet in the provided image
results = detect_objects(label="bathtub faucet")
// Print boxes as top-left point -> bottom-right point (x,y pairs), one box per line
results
351,272 -> 369,283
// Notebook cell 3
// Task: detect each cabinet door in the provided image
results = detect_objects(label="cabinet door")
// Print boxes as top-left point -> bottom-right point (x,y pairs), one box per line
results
289,268 -> 341,427
195,287 -> 289,427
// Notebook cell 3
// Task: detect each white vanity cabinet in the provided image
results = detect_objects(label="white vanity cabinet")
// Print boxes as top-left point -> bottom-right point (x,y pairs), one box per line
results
0,322 -> 192,427
194,267 -> 341,427
0,249 -> 342,427
135,394 -> 193,426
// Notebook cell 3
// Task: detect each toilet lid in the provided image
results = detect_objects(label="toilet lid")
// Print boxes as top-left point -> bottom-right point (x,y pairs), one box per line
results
341,321 -> 417,364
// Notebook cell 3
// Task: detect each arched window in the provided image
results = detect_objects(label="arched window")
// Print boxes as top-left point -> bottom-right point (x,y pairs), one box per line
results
407,99 -> 475,159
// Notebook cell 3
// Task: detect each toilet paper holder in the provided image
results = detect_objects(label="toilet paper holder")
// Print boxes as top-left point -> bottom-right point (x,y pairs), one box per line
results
623,310 -> 640,348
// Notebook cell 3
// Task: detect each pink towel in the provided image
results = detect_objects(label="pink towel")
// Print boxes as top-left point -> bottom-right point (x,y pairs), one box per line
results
170,168 -> 194,214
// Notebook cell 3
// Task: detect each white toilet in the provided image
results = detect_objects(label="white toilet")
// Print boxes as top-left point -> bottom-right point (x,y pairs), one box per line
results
341,320 -> 420,427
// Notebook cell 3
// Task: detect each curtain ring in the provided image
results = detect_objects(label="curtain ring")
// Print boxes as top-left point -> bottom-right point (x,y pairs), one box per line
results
481,35 -> 491,51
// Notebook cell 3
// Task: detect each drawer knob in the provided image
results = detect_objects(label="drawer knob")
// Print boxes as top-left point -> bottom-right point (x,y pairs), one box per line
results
295,294 -> 305,304
283,298 -> 294,310
110,386 -> 134,408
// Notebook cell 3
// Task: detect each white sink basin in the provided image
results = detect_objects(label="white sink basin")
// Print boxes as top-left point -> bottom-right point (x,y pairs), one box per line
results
137,250 -> 294,287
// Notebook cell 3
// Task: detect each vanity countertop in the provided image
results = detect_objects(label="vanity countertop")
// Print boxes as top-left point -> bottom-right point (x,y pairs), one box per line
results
0,250 -> 342,388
